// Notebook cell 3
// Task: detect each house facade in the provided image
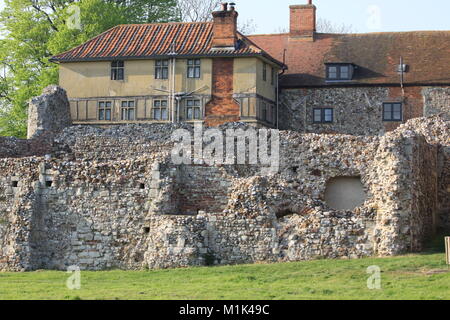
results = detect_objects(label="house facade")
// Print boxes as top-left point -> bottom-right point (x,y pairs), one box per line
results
52,1 -> 450,134
248,2 -> 450,135
51,3 -> 283,127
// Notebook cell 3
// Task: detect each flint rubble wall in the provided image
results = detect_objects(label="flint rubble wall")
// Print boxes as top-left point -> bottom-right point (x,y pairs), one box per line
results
0,116 -> 446,270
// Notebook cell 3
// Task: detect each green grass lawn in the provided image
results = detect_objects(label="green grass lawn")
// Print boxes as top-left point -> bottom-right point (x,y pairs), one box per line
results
0,253 -> 449,300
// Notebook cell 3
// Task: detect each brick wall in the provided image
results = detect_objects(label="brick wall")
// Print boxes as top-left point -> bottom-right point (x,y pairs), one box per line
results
212,9 -> 238,48
384,86 -> 425,132
205,58 -> 240,127
289,4 -> 316,38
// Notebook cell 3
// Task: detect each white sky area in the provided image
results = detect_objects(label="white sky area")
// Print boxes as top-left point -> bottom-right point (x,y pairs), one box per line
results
239,0 -> 450,34
0,0 -> 449,34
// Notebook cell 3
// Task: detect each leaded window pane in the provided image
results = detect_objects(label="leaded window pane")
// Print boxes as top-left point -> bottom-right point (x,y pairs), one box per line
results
340,66 -> 349,79
161,108 -> 168,120
314,109 -> 322,122
324,109 -> 333,122
328,67 -> 337,79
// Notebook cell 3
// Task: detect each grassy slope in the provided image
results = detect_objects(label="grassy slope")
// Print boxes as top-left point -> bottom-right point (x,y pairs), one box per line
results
0,253 -> 449,300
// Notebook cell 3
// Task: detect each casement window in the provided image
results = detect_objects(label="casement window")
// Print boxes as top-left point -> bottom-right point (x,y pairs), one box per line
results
187,59 -> 201,78
186,99 -> 201,120
155,60 -> 169,79
111,61 -> 124,80
383,102 -> 402,121
261,102 -> 267,121
326,63 -> 354,81
153,100 -> 168,120
313,108 -> 334,123
121,101 -> 135,120
98,101 -> 112,120
263,63 -> 267,81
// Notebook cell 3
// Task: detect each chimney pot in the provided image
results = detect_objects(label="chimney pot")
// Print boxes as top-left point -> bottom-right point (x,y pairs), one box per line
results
212,3 -> 238,50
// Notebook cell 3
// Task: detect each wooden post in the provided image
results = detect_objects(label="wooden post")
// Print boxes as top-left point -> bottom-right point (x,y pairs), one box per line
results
446,237 -> 450,265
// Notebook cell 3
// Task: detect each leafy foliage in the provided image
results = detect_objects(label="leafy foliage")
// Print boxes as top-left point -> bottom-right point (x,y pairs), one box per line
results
0,0 -> 178,137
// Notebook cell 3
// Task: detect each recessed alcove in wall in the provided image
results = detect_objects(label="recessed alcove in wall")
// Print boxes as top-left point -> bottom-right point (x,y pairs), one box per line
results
276,208 -> 295,219
324,176 -> 367,211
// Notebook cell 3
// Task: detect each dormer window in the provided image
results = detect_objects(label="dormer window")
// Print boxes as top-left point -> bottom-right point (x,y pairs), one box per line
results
326,63 -> 354,81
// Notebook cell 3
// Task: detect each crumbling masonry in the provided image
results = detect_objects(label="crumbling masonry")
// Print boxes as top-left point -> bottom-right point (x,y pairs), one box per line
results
0,86 -> 448,271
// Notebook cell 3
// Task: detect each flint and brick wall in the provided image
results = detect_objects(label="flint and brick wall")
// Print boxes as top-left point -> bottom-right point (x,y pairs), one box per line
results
0,116 -> 446,271
423,87 -> 450,120
279,86 -> 449,135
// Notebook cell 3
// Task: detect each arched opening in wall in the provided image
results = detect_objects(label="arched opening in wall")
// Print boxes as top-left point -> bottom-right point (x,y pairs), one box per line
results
276,208 -> 295,219
324,176 -> 367,211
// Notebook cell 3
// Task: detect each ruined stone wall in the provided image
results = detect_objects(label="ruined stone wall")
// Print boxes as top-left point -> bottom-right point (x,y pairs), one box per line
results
27,85 -> 72,140
0,117 -> 444,271
0,158 -> 41,271
368,131 -> 439,255
395,116 -> 450,230
0,136 -> 53,159
279,86 -> 449,135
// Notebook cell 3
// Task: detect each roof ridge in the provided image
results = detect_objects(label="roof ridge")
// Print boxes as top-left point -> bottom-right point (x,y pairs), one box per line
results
50,22 -> 284,66
248,33 -> 289,37
329,30 -> 450,36
116,21 -> 213,27
248,30 -> 450,38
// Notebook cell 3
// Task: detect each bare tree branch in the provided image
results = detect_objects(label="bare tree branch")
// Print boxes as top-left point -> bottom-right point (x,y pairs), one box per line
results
177,0 -> 221,22
238,19 -> 257,35
274,18 -> 356,34
30,0 -> 59,32
316,18 -> 355,34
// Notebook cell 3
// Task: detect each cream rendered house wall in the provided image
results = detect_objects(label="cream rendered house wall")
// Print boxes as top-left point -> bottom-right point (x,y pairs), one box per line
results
59,59 -> 213,98
233,57 -> 279,122
58,56 -> 279,125
233,57 -> 278,101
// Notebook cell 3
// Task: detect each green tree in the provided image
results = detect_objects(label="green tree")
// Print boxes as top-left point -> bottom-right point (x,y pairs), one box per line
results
0,0 -> 178,138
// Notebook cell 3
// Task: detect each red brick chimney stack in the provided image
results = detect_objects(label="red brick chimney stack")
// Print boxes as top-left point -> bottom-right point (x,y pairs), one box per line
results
212,2 -> 238,50
290,1 -> 316,41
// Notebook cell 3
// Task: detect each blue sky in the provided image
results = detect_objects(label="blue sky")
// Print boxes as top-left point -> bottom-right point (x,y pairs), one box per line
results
0,0 -> 449,34
239,0 -> 450,34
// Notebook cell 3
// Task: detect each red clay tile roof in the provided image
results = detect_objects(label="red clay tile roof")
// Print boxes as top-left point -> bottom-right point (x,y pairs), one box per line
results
51,22 -> 283,66
248,31 -> 450,87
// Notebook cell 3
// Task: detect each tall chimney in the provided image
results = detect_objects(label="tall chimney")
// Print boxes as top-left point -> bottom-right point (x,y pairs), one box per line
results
212,2 -> 238,50
289,1 -> 316,41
